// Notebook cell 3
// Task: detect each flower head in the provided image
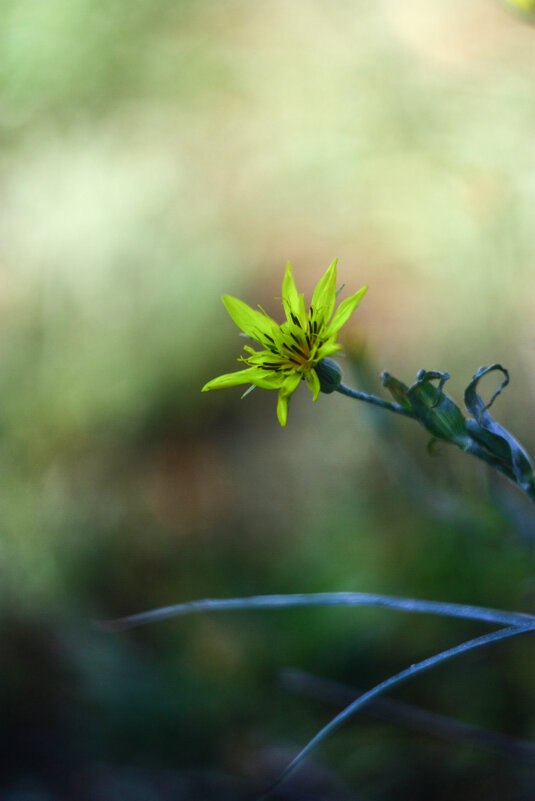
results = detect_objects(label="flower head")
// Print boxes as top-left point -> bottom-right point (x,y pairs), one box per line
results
202,260 -> 368,426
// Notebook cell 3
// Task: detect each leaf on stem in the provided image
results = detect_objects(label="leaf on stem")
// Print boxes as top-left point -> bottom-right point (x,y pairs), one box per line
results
464,365 -> 535,493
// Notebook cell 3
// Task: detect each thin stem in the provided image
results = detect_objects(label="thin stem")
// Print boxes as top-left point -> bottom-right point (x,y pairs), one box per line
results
97,591 -> 535,631
280,667 -> 535,764
335,383 -> 535,507
335,383 -> 416,419
258,623 -> 535,800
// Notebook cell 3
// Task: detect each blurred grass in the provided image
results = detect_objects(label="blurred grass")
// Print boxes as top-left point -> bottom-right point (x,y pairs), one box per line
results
1,1 -> 535,799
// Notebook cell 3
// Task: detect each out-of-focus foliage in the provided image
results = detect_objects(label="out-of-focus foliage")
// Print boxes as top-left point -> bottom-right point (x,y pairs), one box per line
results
1,1 -> 535,799
504,0 -> 535,15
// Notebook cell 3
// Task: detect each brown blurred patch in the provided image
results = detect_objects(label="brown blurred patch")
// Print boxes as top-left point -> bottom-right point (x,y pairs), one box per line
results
143,437 -> 235,538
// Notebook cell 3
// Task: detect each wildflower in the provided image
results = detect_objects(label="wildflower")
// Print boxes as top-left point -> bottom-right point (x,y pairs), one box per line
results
202,260 -> 368,426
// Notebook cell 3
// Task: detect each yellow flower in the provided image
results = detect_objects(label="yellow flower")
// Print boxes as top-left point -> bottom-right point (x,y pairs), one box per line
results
202,260 -> 368,426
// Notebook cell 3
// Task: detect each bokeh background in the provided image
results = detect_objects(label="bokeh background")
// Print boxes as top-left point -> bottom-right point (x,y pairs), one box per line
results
2,1 -> 535,799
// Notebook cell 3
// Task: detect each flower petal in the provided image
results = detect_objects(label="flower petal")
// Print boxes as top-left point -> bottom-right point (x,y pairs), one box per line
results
282,262 -> 298,318
315,340 -> 342,361
222,295 -> 278,343
276,372 -> 303,426
282,262 -> 307,328
277,392 -> 289,427
281,371 -> 302,395
324,286 -> 368,337
202,367 -> 284,392
244,349 -> 288,367
305,368 -> 321,401
310,259 -> 338,327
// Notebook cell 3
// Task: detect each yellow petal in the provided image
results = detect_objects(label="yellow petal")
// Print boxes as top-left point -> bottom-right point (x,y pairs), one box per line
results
324,286 -> 367,337
282,262 -> 307,328
222,295 -> 278,343
305,368 -> 321,401
275,372 -> 302,425
202,367 -> 284,392
310,259 -> 338,327
315,340 -> 342,361
244,350 -> 287,366
277,391 -> 289,426
281,371 -> 302,396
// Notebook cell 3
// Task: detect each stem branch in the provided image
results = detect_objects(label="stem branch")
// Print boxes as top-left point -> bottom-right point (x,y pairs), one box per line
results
335,383 -> 416,419
335,382 -> 535,507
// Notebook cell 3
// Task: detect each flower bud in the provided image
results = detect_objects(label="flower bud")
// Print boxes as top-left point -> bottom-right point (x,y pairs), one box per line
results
316,358 -> 342,394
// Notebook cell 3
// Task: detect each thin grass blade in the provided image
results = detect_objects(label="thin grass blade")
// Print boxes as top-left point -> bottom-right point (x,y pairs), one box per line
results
97,591 -> 535,631
256,624 -> 535,800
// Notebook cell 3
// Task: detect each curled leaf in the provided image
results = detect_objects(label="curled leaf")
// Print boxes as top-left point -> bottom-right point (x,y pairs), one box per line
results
465,364 -> 509,424
464,365 -> 535,493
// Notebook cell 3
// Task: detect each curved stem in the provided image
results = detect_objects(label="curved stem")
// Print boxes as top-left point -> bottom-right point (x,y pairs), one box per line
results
258,623 -> 535,799
336,382 -> 416,419
97,591 -> 535,632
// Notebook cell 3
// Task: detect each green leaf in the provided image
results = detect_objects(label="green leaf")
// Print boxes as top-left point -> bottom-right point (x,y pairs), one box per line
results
406,370 -> 471,449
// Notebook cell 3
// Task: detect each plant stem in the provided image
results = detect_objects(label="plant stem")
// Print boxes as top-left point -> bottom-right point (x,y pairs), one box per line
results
335,383 -> 535,507
259,624 -> 535,799
335,382 -> 416,419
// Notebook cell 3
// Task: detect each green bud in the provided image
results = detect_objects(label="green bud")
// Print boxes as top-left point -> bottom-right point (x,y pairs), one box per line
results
316,358 -> 343,394
407,370 -> 471,449
381,371 -> 411,409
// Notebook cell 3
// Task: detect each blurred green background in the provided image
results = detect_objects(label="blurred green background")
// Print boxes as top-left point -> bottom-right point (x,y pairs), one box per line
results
1,0 -> 535,798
